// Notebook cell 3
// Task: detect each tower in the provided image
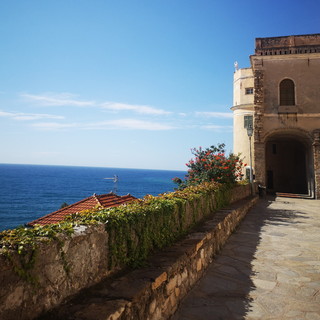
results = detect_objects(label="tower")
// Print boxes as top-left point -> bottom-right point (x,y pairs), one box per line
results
232,67 -> 254,180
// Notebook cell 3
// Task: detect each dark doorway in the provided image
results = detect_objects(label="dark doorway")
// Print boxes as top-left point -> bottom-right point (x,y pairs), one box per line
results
266,138 -> 308,194
267,170 -> 273,189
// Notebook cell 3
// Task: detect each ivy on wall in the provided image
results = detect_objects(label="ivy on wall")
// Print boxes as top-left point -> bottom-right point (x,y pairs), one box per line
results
0,181 -> 235,281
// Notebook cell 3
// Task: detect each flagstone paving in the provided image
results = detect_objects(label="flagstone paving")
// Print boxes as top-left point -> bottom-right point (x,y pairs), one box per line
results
171,197 -> 320,320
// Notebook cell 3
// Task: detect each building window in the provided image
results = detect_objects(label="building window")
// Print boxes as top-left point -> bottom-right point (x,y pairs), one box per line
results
280,79 -> 295,105
245,87 -> 254,95
244,115 -> 253,129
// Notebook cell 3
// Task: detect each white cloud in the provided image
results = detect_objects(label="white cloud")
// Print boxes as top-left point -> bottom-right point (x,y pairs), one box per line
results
21,93 -> 172,117
21,93 -> 95,107
31,119 -> 175,131
100,119 -> 175,130
196,112 -> 233,118
0,110 -> 64,121
201,125 -> 233,131
101,102 -> 171,115
31,122 -> 78,130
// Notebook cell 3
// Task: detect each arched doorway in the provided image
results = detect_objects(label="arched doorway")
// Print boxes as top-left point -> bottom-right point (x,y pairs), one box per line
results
265,133 -> 313,196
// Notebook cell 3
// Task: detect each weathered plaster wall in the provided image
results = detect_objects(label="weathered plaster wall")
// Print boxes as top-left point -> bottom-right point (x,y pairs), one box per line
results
233,68 -> 254,107
0,184 -> 253,320
232,68 -> 255,176
251,53 -> 320,197
255,56 -> 320,126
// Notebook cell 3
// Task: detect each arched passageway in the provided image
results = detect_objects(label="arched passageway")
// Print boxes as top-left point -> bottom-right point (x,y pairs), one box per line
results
265,134 -> 313,195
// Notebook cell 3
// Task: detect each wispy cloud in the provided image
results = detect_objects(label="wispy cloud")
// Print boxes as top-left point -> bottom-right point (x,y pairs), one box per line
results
31,118 -> 176,131
201,124 -> 233,132
0,110 -> 64,121
21,93 -> 172,117
101,102 -> 171,115
21,93 -> 95,107
196,112 -> 233,119
31,122 -> 78,130
101,119 -> 175,130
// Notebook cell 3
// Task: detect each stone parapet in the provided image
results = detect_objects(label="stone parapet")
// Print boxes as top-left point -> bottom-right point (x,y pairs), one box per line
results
255,34 -> 320,56
40,196 -> 259,320
0,184 -> 255,320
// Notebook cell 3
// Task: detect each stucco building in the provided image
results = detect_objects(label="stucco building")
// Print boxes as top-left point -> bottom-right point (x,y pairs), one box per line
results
232,33 -> 320,198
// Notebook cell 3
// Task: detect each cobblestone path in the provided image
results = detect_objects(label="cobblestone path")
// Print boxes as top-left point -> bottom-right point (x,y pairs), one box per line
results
172,197 -> 320,320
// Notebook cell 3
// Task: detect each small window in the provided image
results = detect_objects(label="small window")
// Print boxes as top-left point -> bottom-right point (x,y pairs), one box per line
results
280,79 -> 295,105
244,115 -> 253,129
245,87 -> 254,95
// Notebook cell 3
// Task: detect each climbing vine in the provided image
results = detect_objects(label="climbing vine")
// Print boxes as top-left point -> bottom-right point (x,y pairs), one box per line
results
0,223 -> 74,284
0,181 -> 237,279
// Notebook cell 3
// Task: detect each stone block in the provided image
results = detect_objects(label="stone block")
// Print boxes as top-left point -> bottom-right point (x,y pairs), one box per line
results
152,272 -> 167,290
166,275 -> 178,295
196,259 -> 202,272
149,299 -> 157,314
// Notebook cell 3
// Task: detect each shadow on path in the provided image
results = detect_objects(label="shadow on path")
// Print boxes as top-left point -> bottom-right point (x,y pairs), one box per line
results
171,197 -> 314,320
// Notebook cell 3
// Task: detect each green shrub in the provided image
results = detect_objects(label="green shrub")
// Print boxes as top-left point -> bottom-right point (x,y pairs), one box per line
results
0,182 -> 231,272
173,143 -> 246,189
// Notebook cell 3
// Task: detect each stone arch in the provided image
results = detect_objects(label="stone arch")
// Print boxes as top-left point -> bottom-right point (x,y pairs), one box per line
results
263,127 -> 313,143
263,128 -> 314,196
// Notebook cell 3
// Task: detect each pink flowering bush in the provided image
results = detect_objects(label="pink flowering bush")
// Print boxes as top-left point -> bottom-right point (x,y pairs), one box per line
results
173,143 -> 245,189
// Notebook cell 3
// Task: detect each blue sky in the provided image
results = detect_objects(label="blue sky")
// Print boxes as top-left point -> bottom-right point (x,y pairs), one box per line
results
0,0 -> 319,170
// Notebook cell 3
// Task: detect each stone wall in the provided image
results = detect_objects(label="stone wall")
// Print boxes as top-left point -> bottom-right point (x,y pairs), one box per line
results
313,130 -> 320,198
253,68 -> 265,185
0,224 -> 111,320
42,194 -> 259,320
0,184 -> 254,320
255,34 -> 320,55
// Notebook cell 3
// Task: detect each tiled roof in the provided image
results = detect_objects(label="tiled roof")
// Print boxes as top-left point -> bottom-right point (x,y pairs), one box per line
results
96,193 -> 137,208
27,193 -> 137,226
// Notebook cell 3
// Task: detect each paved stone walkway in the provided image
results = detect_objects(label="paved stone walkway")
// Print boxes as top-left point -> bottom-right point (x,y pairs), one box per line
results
172,197 -> 320,320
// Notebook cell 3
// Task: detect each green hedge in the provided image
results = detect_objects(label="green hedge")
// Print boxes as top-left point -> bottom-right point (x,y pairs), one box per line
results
0,182 -> 233,276
65,182 -> 232,268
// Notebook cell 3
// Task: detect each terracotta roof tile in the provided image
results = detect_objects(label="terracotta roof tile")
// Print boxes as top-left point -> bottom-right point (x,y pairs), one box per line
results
28,193 -> 137,226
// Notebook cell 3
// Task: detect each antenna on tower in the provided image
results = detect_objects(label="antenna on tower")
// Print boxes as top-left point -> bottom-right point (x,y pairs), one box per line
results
104,175 -> 118,193
234,61 -> 239,71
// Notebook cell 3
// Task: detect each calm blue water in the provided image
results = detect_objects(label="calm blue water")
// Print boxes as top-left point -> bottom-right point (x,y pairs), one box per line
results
0,164 -> 186,231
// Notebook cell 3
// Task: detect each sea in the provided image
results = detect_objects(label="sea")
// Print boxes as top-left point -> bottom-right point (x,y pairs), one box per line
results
0,164 -> 186,232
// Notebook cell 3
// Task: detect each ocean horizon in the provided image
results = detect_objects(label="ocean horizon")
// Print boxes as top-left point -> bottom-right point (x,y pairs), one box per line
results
0,163 -> 186,231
